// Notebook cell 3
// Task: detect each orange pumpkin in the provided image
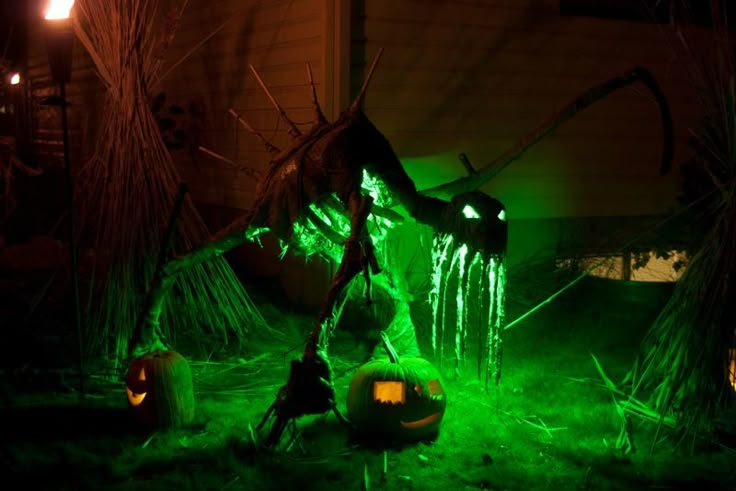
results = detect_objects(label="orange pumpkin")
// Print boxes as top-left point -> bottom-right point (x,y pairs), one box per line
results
125,350 -> 194,428
346,333 -> 446,441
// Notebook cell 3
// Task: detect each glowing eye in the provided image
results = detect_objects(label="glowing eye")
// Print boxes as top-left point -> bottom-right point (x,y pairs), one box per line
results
414,383 -> 423,395
462,205 -> 480,219
428,379 -> 443,396
374,381 -> 406,404
497,209 -> 506,221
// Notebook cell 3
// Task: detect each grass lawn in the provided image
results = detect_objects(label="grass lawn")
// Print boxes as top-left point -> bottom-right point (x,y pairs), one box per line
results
2,276 -> 734,490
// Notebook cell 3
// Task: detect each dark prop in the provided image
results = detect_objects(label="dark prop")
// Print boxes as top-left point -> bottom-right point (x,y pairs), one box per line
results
128,49 -> 673,447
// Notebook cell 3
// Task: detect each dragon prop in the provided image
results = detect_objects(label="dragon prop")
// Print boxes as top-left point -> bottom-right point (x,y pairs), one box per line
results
128,49 -> 673,447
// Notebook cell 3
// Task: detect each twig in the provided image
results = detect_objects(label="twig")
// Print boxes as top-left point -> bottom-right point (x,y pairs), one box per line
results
154,10 -> 242,87
498,408 -> 567,438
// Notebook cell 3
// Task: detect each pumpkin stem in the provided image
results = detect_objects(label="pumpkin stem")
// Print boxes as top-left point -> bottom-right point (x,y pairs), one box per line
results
379,331 -> 400,364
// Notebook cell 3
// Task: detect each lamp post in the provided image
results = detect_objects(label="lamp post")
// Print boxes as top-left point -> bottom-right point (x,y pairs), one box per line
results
44,0 -> 84,396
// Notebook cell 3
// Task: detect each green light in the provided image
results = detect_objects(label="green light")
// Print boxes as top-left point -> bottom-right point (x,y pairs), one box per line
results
454,243 -> 468,365
430,234 -> 454,353
497,209 -> 506,221
284,170 -> 397,261
462,205 -> 481,219
361,169 -> 392,207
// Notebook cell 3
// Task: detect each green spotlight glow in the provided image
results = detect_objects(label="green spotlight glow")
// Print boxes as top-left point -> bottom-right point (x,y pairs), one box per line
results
430,234 -> 454,353
462,205 -> 481,219
497,209 -> 506,221
362,169 -> 391,207
284,170 -> 397,260
454,244 -> 468,367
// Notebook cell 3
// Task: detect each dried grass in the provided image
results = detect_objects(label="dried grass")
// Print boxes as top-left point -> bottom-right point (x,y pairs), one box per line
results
626,3 -> 736,445
71,1 -> 267,366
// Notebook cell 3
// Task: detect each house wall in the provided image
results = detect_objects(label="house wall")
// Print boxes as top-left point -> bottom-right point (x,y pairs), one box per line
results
160,0 -> 342,209
21,0 -> 348,307
351,0 -> 703,221
18,1 -> 709,311
349,0 -> 711,281
156,0 -> 347,306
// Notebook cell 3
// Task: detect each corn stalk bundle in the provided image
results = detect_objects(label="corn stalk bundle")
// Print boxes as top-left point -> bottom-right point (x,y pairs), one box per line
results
628,5 -> 736,442
72,0 -> 266,364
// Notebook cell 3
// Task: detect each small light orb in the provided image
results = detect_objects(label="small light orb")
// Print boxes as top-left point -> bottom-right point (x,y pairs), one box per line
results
462,204 -> 481,219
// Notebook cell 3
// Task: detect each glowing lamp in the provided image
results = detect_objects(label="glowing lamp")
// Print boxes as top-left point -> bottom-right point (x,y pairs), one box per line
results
44,0 -> 75,84
45,0 -> 74,19
9,73 -> 20,85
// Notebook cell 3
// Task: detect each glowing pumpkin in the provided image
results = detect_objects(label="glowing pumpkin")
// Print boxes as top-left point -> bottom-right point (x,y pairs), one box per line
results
125,350 -> 195,428
346,332 -> 446,441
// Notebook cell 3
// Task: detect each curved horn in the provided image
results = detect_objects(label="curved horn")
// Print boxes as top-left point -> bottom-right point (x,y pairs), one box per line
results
228,108 -> 281,153
419,66 -> 674,198
350,47 -> 384,112
306,63 -> 328,125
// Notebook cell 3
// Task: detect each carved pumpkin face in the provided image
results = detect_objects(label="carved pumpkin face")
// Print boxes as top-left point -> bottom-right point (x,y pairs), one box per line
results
126,366 -> 147,406
125,350 -> 195,428
347,352 -> 446,441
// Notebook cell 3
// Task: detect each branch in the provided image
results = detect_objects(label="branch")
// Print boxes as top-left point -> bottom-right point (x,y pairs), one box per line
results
419,66 -> 674,198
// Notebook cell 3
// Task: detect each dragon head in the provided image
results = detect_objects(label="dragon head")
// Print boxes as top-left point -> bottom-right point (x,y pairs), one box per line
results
438,191 -> 507,258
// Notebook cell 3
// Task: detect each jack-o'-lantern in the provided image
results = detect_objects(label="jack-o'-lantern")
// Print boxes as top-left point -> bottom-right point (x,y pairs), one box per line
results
125,350 -> 195,428
346,332 -> 446,441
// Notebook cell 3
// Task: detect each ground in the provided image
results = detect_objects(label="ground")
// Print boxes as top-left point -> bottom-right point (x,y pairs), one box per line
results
1,276 -> 735,490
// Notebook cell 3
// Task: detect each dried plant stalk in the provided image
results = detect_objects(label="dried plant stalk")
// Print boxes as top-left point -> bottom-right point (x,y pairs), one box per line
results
72,0 -> 267,364
628,6 -> 736,444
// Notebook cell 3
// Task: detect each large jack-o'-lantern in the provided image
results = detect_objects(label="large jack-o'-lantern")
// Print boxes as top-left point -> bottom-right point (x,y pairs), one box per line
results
347,332 -> 446,441
125,350 -> 195,428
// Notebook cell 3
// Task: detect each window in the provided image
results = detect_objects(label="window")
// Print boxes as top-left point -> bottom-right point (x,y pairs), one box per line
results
556,249 -> 686,283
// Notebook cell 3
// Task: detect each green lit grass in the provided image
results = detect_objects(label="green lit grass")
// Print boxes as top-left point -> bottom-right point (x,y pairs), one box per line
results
1,277 -> 734,490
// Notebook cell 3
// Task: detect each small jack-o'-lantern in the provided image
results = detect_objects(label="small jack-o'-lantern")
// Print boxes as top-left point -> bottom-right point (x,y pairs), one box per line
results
346,332 -> 446,441
125,350 -> 195,428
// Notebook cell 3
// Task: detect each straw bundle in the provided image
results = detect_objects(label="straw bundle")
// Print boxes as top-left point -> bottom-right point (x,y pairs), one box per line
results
628,5 -> 736,442
72,0 -> 266,364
